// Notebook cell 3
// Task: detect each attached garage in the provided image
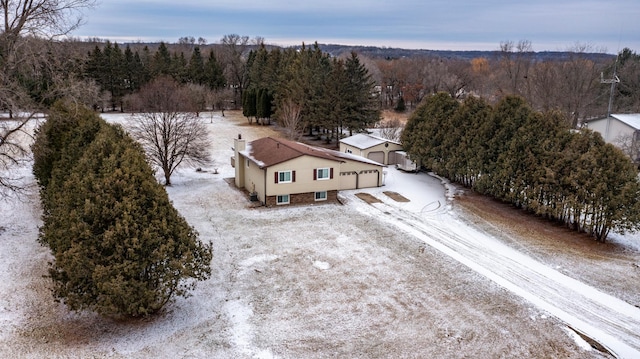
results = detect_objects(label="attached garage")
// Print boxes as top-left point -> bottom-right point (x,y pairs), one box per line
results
358,170 -> 381,189
339,171 -> 358,190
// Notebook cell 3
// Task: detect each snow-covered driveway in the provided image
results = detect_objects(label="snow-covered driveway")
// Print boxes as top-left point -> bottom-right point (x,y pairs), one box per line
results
342,168 -> 640,359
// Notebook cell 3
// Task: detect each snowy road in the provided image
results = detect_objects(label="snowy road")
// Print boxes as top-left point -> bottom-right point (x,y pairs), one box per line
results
341,184 -> 640,359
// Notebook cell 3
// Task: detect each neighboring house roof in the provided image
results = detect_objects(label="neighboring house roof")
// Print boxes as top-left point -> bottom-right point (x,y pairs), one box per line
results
586,114 -> 640,130
339,133 -> 400,150
241,137 -> 385,168
611,114 -> 640,130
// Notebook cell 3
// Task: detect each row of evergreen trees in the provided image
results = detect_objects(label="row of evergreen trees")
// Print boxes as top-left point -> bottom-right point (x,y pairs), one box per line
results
243,43 -> 381,141
85,41 -> 226,110
402,93 -> 640,241
31,101 -> 212,317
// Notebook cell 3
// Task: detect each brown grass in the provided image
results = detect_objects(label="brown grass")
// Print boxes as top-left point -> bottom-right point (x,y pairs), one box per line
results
355,192 -> 382,204
383,191 -> 410,202
454,189 -> 640,307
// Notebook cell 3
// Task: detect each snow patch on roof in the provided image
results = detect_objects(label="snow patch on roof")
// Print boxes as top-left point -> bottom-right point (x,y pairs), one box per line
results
612,114 -> 640,130
239,142 -> 265,167
312,145 -> 387,167
340,133 -> 400,150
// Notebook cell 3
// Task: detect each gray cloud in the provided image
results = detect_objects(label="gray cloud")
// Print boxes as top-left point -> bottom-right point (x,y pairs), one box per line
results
72,0 -> 640,53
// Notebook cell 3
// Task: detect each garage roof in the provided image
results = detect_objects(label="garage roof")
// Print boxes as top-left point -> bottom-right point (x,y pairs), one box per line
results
339,133 -> 400,150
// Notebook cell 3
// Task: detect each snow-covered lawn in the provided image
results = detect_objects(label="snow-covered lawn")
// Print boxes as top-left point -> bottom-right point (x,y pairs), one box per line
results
1,111 -> 639,358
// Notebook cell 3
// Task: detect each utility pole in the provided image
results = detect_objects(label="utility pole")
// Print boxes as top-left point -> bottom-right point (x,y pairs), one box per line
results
601,59 -> 620,140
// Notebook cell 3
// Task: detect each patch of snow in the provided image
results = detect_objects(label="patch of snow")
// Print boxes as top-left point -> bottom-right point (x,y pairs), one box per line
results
225,300 -> 254,354
240,254 -> 279,268
313,260 -> 331,270
340,133 -> 393,149
564,327 -> 594,352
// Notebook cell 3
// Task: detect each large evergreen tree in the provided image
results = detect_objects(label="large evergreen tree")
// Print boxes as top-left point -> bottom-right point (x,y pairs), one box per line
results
123,44 -> 148,94
151,42 -> 172,77
342,52 -> 381,135
32,101 -> 103,215
204,49 -> 225,89
33,102 -> 212,317
187,46 -> 206,85
242,88 -> 257,123
401,92 -> 459,172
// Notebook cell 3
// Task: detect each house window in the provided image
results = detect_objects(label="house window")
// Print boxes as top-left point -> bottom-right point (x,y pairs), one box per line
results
314,168 -> 333,180
277,194 -> 290,205
275,170 -> 294,183
315,191 -> 327,201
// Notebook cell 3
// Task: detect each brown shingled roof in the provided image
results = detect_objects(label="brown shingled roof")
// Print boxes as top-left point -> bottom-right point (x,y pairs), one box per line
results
246,137 -> 343,168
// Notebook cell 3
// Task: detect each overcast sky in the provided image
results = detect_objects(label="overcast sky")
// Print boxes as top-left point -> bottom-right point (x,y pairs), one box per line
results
73,1 -> 639,53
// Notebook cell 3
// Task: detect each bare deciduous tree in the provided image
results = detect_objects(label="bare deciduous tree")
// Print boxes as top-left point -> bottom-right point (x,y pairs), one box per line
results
220,34 -> 249,107
559,43 -> 606,127
128,77 -> 210,186
278,99 -> 302,140
376,118 -> 403,142
0,115 -> 35,195
496,40 -> 533,98
0,0 -> 95,195
614,133 -> 640,163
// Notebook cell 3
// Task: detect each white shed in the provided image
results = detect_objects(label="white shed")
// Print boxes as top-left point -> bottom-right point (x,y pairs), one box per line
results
584,114 -> 640,161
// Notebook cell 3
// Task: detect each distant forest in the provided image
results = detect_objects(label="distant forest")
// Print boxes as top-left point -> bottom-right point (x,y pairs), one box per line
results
307,43 -> 617,62
2,33 -> 639,130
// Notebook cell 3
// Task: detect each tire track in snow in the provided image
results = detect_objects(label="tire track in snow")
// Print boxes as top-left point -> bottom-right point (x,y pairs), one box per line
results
345,192 -> 640,358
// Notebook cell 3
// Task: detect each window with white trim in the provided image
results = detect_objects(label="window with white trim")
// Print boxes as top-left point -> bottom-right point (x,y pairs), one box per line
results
276,194 -> 290,205
315,191 -> 327,201
314,167 -> 333,181
316,168 -> 330,180
275,170 -> 293,183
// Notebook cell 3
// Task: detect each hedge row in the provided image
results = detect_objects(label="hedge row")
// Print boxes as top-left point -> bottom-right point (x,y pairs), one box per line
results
32,101 -> 212,317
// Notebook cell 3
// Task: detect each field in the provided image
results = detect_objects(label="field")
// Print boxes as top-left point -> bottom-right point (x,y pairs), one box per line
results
1,110 -> 639,358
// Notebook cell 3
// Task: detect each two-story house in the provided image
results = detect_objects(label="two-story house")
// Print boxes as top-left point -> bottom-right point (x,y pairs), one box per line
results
233,136 -> 386,206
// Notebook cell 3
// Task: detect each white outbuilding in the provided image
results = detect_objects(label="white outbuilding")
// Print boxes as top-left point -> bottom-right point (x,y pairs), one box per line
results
584,114 -> 640,162
339,133 -> 404,165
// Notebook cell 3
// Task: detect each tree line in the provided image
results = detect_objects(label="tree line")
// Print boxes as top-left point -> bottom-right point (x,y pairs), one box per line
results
31,101 -> 212,317
242,43 -> 381,142
84,41 -> 227,111
402,93 -> 640,241
373,41 -> 640,127
63,39 -> 640,133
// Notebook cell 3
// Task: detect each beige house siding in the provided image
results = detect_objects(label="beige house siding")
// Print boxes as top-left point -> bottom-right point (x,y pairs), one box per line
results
233,137 -> 246,189
266,157 -> 341,197
245,158 -> 266,201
